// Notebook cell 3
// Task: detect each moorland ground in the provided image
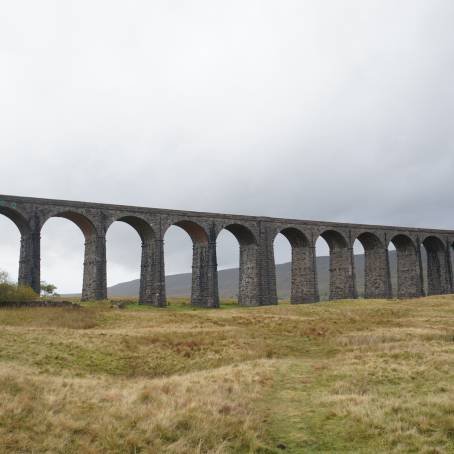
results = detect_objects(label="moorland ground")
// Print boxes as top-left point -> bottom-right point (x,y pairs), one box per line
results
0,296 -> 454,453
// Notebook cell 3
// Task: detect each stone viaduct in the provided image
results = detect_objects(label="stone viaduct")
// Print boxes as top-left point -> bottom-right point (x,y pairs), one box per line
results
1,194 -> 453,307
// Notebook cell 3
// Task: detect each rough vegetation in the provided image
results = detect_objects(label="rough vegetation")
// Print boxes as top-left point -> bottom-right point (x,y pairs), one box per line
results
0,271 -> 38,303
0,295 -> 454,452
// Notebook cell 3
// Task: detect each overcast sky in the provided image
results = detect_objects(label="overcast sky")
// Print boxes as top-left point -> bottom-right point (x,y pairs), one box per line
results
1,0 -> 453,293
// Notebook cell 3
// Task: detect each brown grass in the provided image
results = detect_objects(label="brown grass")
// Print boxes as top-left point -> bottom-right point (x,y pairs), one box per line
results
0,361 -> 275,453
1,296 -> 454,452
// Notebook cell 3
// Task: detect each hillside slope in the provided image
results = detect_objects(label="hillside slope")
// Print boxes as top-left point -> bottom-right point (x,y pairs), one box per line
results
108,251 -> 406,300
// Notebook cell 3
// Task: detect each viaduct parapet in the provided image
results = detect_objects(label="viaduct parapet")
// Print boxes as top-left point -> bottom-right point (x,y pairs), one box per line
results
1,194 -> 453,306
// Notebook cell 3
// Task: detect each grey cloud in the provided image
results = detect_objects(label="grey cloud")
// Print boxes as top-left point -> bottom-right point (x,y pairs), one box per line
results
1,0 -> 453,292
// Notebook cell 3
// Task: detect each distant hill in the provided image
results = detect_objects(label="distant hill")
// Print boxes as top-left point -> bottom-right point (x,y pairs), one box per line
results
108,250 -> 407,300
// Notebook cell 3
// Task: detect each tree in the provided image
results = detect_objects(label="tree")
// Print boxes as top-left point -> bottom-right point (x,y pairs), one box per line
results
0,270 -> 10,284
40,281 -> 58,297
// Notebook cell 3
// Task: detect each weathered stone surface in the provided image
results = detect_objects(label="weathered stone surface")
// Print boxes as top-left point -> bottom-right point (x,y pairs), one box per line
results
1,194 -> 453,306
391,234 -> 424,298
357,232 -> 391,299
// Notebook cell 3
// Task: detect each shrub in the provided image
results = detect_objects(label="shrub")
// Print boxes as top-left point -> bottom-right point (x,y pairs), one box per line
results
0,269 -> 39,303
0,283 -> 38,302
40,281 -> 58,297
0,283 -> 37,305
14,285 -> 39,301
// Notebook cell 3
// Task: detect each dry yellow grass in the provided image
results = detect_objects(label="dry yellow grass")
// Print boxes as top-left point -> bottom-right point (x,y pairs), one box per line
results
0,296 -> 454,452
0,360 -> 275,453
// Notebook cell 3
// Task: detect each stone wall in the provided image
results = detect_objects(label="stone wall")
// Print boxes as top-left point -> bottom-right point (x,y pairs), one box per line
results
1,194 -> 453,306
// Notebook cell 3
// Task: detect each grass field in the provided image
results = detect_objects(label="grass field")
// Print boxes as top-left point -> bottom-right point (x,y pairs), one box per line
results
1,296 -> 454,453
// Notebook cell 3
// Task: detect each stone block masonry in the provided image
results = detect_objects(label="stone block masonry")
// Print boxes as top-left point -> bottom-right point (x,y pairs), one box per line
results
1,194 -> 453,306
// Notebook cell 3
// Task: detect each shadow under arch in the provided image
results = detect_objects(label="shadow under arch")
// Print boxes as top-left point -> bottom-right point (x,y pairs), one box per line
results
355,232 -> 391,299
106,216 -> 156,305
276,227 -> 318,304
0,206 -> 30,236
280,227 -> 309,248
320,229 -> 348,250
41,211 -> 98,239
223,223 -> 256,246
114,216 -> 155,243
319,229 -> 356,300
172,220 -> 209,245
218,223 -> 258,306
422,235 -> 450,295
389,234 -> 424,298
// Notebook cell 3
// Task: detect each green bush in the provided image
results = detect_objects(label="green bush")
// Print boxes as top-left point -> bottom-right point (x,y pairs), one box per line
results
0,270 -> 38,302
40,281 -> 58,297
0,283 -> 38,302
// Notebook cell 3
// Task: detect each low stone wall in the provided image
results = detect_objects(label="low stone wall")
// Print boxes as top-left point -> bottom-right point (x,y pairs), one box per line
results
0,300 -> 80,308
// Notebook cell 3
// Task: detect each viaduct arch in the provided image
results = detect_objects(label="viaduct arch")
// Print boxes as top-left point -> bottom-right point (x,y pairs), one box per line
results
1,194 -> 453,306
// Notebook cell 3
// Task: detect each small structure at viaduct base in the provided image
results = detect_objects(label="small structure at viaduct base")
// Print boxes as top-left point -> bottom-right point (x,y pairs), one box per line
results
1,194 -> 453,307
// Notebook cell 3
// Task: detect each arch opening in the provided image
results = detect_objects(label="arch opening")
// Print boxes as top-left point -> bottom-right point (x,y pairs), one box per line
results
173,220 -> 209,245
315,236 -> 330,301
0,213 -> 23,283
223,224 -> 256,246
275,227 -> 315,304
280,227 -> 309,249
387,241 -> 397,297
49,211 -> 97,239
218,224 -> 257,306
40,211 -> 102,299
273,233 -> 292,303
216,229 -> 241,301
353,239 -> 365,298
40,217 -> 86,296
116,216 -> 154,243
166,220 -> 214,307
357,232 -> 383,251
163,225 -> 194,302
390,234 -> 415,252
0,207 -> 30,236
320,230 -> 348,251
106,217 -> 154,301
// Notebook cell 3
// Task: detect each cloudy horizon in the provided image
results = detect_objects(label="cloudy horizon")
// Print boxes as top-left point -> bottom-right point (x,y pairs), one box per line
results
1,0 -> 453,292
